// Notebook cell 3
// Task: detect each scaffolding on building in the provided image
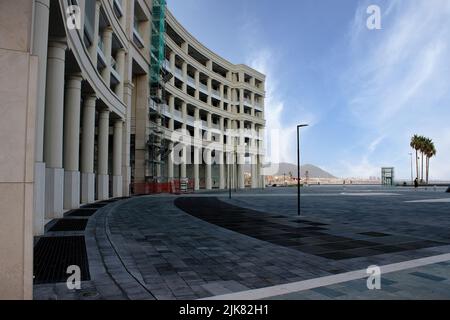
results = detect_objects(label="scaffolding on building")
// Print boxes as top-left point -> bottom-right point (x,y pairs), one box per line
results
146,0 -> 171,185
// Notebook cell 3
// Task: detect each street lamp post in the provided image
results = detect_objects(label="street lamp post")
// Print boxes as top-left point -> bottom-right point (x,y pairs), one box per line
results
228,152 -> 232,199
297,124 -> 309,216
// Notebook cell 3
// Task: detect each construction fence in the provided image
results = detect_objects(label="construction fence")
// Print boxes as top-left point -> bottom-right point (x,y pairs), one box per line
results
133,178 -> 195,195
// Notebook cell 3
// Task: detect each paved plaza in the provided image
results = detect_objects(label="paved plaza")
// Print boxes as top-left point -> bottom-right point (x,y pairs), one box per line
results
34,186 -> 450,300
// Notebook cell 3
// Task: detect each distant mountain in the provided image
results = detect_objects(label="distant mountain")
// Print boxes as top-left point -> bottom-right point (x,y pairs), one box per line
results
245,163 -> 336,179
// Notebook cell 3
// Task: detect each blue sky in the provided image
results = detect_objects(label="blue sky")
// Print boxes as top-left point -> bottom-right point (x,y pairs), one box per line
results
169,0 -> 450,180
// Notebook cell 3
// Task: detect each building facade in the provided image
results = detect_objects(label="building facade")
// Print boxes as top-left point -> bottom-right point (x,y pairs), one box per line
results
0,0 -> 265,299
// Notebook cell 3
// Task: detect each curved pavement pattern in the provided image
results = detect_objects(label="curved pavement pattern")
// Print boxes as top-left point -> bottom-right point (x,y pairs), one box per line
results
34,186 -> 450,300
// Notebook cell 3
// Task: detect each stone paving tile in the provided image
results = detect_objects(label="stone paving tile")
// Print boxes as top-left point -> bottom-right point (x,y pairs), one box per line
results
34,187 -> 450,300
266,261 -> 450,300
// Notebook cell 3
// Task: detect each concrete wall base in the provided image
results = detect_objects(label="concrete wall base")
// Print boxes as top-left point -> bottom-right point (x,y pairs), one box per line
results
64,170 -> 80,210
81,172 -> 95,204
97,174 -> 109,200
45,167 -> 64,219
34,162 -> 46,235
113,175 -> 123,198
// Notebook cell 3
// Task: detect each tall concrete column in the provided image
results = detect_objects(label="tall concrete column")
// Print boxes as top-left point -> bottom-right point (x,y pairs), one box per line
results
239,88 -> 244,114
206,60 -> 213,71
97,110 -> 110,200
156,116 -> 162,179
63,75 -> 83,210
32,0 -> 50,235
207,112 -> 212,141
205,112 -> 212,189
251,92 -> 255,116
168,142 -> 174,180
205,148 -> 212,190
182,61 -> 187,92
238,119 -> 245,189
114,48 -> 126,99
180,147 -> 187,179
168,95 -> 175,130
194,70 -> 200,99
81,96 -> 96,204
194,108 -> 200,139
181,42 -> 188,54
169,52 -> 175,86
44,40 -> 67,219
259,154 -> 266,189
207,78 -> 212,105
113,120 -> 123,197
219,117 -> 226,189
194,146 -> 200,190
219,84 -> 224,109
88,1 -> 101,66
181,101 -> 187,130
219,151 -> 225,189
101,27 -> 113,87
122,81 -> 134,196
251,154 -> 258,189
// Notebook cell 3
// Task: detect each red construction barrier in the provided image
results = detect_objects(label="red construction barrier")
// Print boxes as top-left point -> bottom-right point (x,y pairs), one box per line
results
133,179 -> 195,195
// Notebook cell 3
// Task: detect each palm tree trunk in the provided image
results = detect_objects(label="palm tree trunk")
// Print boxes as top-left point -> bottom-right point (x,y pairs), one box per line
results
415,150 -> 419,180
421,152 -> 424,182
426,157 -> 429,184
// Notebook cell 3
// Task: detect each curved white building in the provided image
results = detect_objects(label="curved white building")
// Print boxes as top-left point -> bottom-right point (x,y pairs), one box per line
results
141,10 -> 266,192
0,0 -> 265,299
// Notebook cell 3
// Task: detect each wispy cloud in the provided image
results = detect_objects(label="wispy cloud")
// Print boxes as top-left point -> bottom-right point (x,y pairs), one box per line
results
246,48 -> 317,164
337,0 -> 450,179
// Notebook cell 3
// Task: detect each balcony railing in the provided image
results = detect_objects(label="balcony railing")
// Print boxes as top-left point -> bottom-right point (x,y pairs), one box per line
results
164,59 -> 170,71
133,21 -> 145,48
97,38 -> 106,67
199,83 -> 208,93
211,89 -> 220,99
113,0 -> 123,17
173,109 -> 183,121
187,75 -> 196,87
244,98 -> 252,106
174,67 -> 183,79
186,115 -> 195,125
110,56 -> 121,81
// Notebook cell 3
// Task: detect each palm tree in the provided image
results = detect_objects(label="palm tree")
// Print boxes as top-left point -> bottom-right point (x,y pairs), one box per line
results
419,136 -> 427,183
425,139 -> 436,184
410,135 -> 421,180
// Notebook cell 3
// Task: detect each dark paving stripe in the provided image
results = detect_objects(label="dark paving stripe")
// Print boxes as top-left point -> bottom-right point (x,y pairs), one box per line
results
359,232 -> 391,237
67,208 -> 98,217
174,197 -> 372,256
174,197 -> 450,261
410,272 -> 447,282
33,236 -> 90,284
48,219 -> 88,232
81,203 -> 108,209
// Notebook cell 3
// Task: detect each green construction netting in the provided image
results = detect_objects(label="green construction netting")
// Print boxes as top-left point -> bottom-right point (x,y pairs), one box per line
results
150,0 -> 166,85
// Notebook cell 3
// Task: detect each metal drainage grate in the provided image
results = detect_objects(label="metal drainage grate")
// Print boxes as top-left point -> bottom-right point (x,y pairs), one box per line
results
33,236 -> 90,284
67,208 -> 98,217
49,219 -> 88,232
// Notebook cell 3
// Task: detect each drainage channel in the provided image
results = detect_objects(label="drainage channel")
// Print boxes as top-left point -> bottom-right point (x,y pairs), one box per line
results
33,198 -> 127,285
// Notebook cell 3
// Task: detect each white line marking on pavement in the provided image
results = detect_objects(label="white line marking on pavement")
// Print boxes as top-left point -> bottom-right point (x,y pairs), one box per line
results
340,192 -> 399,196
405,198 -> 450,203
202,253 -> 450,300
